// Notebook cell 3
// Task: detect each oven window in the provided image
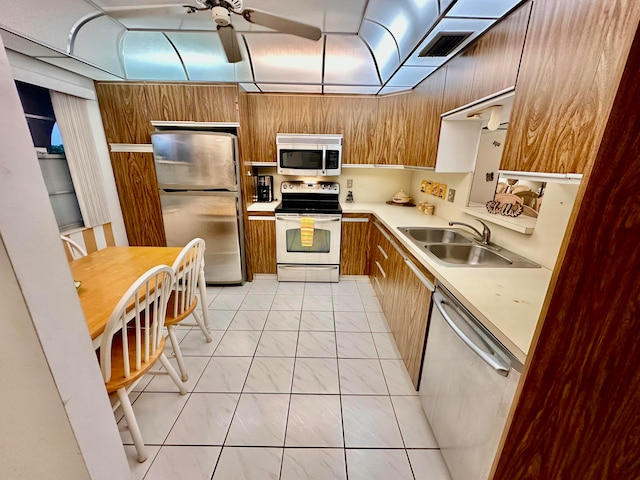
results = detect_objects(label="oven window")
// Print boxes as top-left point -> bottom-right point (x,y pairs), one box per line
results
285,227 -> 331,253
280,150 -> 323,169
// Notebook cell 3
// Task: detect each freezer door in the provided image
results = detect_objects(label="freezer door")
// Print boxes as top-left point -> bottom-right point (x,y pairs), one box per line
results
160,191 -> 245,284
152,131 -> 238,190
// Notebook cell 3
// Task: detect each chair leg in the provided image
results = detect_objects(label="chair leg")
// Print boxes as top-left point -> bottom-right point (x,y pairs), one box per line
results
192,309 -> 213,343
159,353 -> 188,395
116,388 -> 147,463
197,265 -> 211,331
166,326 -> 189,382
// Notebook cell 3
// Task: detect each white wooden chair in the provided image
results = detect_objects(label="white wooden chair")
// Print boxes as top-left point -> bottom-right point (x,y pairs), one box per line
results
165,238 -> 212,382
99,265 -> 187,463
60,235 -> 87,260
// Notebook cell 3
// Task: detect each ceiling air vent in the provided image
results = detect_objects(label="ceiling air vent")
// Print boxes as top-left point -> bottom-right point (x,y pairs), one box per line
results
418,31 -> 473,57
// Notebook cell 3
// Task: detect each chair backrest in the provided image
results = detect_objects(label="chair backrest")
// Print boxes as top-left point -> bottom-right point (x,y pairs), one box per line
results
170,238 -> 206,318
99,265 -> 175,383
60,235 -> 87,260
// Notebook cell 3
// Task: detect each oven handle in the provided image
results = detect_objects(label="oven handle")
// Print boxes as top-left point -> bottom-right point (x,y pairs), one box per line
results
278,265 -> 339,271
276,215 -> 341,223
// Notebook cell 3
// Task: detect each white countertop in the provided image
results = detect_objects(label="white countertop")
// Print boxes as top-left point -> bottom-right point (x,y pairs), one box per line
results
248,201 -> 551,362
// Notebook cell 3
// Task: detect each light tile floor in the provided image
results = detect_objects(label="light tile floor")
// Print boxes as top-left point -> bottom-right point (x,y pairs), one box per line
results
121,277 -> 451,480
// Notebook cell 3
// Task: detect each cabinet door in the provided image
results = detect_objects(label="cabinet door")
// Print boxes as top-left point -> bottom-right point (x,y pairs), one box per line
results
396,257 -> 432,387
442,1 -> 531,113
374,94 -> 409,165
192,85 -> 239,123
95,83 -> 151,144
145,84 -> 194,122
340,214 -> 370,275
110,152 -> 166,246
246,216 -> 276,275
500,0 -> 640,174
405,67 -> 447,168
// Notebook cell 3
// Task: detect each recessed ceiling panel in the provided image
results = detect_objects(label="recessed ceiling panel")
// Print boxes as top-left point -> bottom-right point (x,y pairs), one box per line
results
386,66 -> 436,87
324,85 -> 380,95
404,18 -> 494,67
324,35 -> 380,86
104,5 -> 216,31
245,33 -> 323,84
0,0 -> 99,52
446,0 -> 523,18
38,57 -> 123,81
364,0 -> 439,61
165,32 -> 252,82
359,20 -> 400,83
257,83 -> 322,93
122,31 -> 187,80
72,16 -> 126,77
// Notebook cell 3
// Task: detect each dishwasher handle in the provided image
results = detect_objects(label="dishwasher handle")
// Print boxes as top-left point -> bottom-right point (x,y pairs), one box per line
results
433,294 -> 511,376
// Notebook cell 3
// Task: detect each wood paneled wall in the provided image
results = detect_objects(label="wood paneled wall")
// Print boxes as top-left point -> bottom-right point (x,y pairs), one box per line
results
500,0 -> 640,174
491,19 -> 640,478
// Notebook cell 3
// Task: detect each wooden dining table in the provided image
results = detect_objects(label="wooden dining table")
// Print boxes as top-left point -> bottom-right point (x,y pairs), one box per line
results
69,246 -> 209,347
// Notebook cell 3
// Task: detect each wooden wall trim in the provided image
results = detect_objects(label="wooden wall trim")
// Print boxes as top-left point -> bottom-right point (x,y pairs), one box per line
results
491,20 -> 640,480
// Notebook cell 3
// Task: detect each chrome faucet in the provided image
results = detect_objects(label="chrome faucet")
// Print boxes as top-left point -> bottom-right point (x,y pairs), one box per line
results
449,219 -> 492,245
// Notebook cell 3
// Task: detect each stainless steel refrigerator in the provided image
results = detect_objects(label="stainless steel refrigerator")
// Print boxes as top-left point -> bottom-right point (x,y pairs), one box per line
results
151,131 -> 246,284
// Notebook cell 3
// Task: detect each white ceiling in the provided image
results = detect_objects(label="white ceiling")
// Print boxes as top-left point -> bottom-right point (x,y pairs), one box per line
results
0,0 -> 526,94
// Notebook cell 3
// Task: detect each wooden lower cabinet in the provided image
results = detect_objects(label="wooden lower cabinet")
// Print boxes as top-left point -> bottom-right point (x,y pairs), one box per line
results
246,215 -> 276,277
369,220 -> 433,388
340,214 -> 371,275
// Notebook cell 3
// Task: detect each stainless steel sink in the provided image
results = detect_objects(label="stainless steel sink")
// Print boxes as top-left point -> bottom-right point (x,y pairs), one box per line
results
397,226 -> 540,268
399,227 -> 473,244
425,244 -> 513,266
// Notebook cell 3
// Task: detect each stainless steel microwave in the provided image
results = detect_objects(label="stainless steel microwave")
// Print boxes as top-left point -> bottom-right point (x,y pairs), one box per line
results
276,133 -> 342,176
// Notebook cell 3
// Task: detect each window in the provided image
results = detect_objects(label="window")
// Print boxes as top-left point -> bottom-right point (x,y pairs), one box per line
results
16,81 -> 84,230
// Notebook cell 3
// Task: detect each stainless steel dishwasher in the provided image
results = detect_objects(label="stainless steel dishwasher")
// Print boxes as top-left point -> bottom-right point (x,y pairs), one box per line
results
419,283 -> 523,480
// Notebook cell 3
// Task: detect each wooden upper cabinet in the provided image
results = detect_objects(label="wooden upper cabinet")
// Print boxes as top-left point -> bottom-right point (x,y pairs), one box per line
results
374,94 -> 409,165
191,85 -> 238,123
144,84 -> 194,122
95,83 -> 151,144
404,67 -> 447,168
501,0 -> 640,174
320,96 -> 378,165
442,1 -> 531,113
144,84 -> 238,123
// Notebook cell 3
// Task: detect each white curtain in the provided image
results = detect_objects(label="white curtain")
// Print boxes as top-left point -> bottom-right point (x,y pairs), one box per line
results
50,91 -> 110,227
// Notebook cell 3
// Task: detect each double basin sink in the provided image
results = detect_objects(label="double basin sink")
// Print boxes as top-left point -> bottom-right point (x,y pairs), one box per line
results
398,227 -> 540,268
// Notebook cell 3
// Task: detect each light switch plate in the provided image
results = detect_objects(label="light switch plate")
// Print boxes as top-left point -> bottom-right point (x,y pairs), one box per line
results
448,189 -> 456,202
347,179 -> 353,188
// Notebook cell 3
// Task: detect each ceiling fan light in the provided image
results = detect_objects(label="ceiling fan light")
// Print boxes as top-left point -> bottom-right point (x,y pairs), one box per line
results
212,6 -> 231,26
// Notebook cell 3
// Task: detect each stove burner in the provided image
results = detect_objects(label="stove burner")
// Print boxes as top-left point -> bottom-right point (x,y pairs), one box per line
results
276,180 -> 342,214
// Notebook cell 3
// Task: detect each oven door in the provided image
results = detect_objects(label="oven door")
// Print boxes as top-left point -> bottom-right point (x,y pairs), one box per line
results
275,213 -> 342,265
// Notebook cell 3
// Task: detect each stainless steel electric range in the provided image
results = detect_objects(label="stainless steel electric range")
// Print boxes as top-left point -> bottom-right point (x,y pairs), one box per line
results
275,181 -> 342,282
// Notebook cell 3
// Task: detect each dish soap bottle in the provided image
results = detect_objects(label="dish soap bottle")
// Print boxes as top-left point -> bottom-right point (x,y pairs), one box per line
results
346,190 -> 354,203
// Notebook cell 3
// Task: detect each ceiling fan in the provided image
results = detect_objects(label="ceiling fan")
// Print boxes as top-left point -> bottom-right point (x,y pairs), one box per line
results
104,0 -> 322,63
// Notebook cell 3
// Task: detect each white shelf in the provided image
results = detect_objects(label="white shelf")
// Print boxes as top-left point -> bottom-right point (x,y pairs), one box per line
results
463,205 -> 536,234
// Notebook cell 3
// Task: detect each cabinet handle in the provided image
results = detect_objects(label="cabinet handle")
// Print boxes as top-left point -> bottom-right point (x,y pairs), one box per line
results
377,244 -> 388,259
248,216 -> 275,221
403,257 -> 434,291
343,217 -> 370,223
375,260 -> 386,278
374,221 -> 391,241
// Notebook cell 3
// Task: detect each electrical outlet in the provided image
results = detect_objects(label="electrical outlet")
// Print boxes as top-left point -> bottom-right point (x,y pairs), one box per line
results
447,189 -> 456,203
347,178 -> 353,188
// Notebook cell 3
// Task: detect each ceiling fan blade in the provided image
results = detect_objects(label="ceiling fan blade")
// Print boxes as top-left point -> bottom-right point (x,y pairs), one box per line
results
103,4 -> 194,20
217,25 -> 243,63
241,9 -> 322,41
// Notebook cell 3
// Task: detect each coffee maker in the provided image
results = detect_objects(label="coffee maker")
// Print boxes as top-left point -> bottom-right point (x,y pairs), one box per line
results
255,175 -> 273,202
